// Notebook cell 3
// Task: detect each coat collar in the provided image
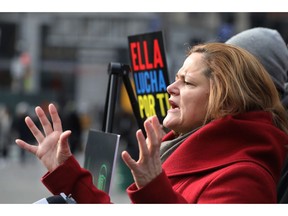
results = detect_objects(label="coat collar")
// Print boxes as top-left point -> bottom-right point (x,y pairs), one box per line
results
161,111 -> 287,180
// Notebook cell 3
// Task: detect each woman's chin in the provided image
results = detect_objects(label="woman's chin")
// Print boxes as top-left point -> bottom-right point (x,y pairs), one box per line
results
163,115 -> 178,130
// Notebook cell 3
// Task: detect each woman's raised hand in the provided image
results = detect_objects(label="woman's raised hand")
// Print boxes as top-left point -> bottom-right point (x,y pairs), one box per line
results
121,115 -> 164,189
15,103 -> 72,172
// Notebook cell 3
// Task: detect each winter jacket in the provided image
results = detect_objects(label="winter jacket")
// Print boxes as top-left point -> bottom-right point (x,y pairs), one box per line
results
42,111 -> 287,203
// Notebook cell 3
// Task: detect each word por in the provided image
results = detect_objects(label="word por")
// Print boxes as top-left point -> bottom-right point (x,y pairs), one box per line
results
138,93 -> 170,118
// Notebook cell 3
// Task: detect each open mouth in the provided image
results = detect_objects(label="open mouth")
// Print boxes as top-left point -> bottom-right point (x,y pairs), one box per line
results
169,100 -> 179,109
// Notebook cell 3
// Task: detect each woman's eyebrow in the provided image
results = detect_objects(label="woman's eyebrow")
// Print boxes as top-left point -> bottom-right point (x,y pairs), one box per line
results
175,71 -> 186,79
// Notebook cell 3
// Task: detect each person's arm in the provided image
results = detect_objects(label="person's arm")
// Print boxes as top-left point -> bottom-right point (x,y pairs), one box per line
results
15,103 -> 113,204
127,170 -> 188,203
42,155 -> 112,203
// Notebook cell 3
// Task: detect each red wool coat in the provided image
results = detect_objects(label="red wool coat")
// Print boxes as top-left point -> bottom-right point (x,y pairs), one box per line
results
42,111 -> 288,203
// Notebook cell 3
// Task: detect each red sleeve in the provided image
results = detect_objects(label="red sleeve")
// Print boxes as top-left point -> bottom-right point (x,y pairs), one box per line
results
41,156 -> 112,204
126,170 -> 188,203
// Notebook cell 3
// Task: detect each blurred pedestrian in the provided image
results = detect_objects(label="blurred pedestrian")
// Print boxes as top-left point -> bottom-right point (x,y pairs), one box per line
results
62,101 -> 82,154
12,102 -> 36,162
225,27 -> 288,107
0,105 -> 13,159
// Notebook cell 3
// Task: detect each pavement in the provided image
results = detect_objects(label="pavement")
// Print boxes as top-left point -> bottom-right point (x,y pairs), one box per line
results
0,144 -> 130,204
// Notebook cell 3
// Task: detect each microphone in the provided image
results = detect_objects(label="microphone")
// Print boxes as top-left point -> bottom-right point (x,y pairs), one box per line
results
34,193 -> 76,204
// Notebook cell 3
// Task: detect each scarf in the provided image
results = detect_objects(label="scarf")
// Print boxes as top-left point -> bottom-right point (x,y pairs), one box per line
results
160,128 -> 199,163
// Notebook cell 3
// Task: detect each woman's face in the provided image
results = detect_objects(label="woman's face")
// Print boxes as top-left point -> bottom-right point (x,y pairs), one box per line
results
163,52 -> 210,134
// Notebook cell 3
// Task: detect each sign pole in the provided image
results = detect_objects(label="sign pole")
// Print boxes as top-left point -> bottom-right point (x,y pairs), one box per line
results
102,62 -> 146,137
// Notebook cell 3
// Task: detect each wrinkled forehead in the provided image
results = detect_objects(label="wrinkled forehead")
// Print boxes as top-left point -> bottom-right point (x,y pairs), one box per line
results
178,53 -> 208,75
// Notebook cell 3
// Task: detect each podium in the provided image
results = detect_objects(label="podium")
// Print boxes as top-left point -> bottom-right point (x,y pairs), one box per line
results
83,62 -> 145,194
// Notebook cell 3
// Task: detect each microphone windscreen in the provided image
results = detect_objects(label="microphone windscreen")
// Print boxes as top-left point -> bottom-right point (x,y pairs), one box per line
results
33,193 -> 76,204
46,195 -> 67,203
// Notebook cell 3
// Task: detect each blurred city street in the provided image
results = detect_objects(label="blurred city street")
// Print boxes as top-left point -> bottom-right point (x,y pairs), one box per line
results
0,143 -> 130,204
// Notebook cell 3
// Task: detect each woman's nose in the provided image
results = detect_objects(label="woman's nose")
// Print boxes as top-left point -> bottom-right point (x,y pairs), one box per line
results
167,81 -> 179,95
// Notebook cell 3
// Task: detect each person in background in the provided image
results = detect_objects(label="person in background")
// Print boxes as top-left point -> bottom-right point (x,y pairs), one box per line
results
62,101 -> 82,154
12,102 -> 35,163
225,27 -> 288,203
0,105 -> 12,159
225,27 -> 288,108
16,42 -> 288,203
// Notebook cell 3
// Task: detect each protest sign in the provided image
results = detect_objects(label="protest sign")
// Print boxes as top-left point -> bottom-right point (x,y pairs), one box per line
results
128,31 -> 170,123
